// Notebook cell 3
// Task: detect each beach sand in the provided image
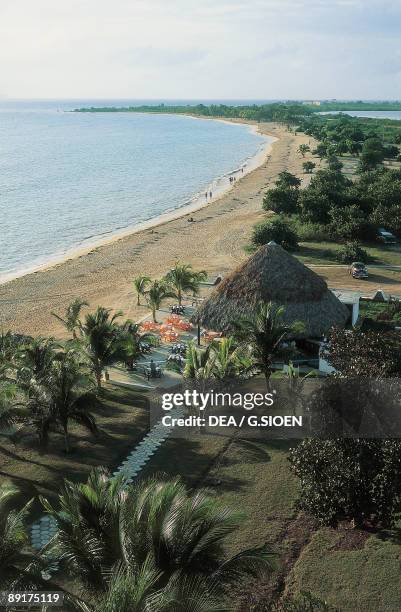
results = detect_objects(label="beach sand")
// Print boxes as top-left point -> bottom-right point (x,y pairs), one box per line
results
0,121 -> 337,337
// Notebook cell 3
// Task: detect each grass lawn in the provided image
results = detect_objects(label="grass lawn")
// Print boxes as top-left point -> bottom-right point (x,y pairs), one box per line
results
0,383 -> 150,514
296,241 -> 401,267
286,525 -> 401,612
2,375 -> 401,610
144,432 -> 401,611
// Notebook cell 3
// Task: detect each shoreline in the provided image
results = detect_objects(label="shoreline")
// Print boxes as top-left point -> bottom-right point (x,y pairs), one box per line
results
0,117 -> 274,286
0,121 -> 312,337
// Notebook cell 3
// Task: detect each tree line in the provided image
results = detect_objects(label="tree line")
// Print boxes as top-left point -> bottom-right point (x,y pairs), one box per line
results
252,114 -> 401,262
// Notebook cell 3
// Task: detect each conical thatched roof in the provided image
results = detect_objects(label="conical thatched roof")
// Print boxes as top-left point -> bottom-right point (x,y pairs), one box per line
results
194,243 -> 349,338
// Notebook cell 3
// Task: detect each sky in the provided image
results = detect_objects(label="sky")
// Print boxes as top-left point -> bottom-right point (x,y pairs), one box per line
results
0,0 -> 400,100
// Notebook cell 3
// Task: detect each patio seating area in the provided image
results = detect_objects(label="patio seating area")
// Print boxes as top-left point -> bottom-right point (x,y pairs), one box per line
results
108,300 -> 201,390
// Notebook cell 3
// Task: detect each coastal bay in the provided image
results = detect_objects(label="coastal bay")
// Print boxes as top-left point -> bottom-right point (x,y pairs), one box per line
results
0,122 -> 308,336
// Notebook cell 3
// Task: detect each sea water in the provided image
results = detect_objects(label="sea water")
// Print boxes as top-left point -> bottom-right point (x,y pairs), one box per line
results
0,100 -> 271,282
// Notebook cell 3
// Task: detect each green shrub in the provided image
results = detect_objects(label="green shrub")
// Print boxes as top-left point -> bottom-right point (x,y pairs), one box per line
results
288,217 -> 328,242
335,241 -> 369,263
329,205 -> 377,242
263,187 -> 299,215
289,439 -> 401,526
252,217 -> 298,250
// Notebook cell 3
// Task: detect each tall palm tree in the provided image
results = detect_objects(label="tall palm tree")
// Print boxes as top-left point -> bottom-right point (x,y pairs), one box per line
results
52,298 -> 89,339
80,307 -> 122,389
145,281 -> 175,323
22,349 -> 98,452
233,302 -> 299,389
165,263 -> 207,306
46,352 -> 98,453
133,276 -> 151,307
42,470 -> 275,601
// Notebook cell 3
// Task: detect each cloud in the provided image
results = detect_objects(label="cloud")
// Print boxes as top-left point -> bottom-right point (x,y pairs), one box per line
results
0,0 -> 400,99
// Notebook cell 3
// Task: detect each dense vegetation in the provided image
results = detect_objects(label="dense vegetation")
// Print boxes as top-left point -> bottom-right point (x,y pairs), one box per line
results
0,469 -> 275,610
290,327 -> 401,528
253,114 -> 401,256
74,100 -> 401,121
5,104 -> 401,609
74,102 -> 313,125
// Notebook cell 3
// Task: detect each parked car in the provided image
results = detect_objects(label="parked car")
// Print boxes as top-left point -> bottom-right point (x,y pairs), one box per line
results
377,227 -> 397,245
349,261 -> 369,279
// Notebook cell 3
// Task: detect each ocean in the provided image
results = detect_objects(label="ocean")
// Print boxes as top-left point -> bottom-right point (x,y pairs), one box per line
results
319,110 -> 401,120
0,100 -> 271,282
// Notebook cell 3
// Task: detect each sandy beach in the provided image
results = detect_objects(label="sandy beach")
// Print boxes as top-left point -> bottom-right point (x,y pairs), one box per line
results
0,121 -> 317,337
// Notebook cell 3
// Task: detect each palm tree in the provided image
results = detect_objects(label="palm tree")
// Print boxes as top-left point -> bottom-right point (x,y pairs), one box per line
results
42,470 -> 275,602
183,342 -> 215,381
42,467 -> 126,587
45,351 -> 98,453
73,564 -> 226,612
0,482 -> 38,588
121,476 -> 275,580
184,338 -> 250,383
52,298 -> 89,339
233,302 -> 298,389
145,281 -> 175,323
0,383 -> 24,433
80,307 -> 122,389
117,320 -> 156,370
210,336 -> 251,381
298,144 -> 310,157
133,276 -> 151,307
16,336 -> 60,382
20,349 -> 98,452
79,571 -> 229,612
16,336 -> 59,403
165,263 -> 207,306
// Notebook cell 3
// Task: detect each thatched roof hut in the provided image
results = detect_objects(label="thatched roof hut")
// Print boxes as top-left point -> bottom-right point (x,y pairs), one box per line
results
194,242 -> 349,338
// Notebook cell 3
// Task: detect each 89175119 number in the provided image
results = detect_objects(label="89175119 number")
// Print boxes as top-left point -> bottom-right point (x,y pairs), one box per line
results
0,592 -> 64,607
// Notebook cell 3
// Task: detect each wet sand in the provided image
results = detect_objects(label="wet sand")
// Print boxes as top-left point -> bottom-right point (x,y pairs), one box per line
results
0,121 -> 320,337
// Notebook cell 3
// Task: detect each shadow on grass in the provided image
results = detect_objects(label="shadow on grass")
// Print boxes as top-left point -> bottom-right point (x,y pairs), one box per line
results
296,244 -> 337,263
232,439 -> 272,463
376,525 -> 401,545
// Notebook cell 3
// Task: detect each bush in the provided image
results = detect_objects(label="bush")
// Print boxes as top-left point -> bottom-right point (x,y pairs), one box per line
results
252,217 -> 298,250
289,439 -> 401,527
328,205 -> 377,242
303,161 -> 316,174
289,217 -> 328,242
335,241 -> 369,263
263,187 -> 299,215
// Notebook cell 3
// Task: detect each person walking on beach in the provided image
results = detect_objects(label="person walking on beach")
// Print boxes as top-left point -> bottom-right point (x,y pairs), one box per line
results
209,191 -> 212,199
205,192 -> 208,199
